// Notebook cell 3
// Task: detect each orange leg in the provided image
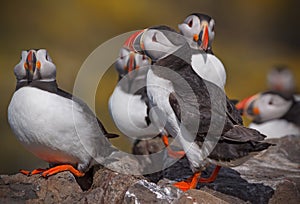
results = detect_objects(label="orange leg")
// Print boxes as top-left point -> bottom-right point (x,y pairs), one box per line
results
173,172 -> 201,191
199,165 -> 221,183
162,135 -> 185,159
20,168 -> 46,176
41,164 -> 84,178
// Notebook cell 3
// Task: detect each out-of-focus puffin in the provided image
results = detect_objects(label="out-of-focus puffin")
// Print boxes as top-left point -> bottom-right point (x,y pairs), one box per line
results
128,26 -> 272,191
109,46 -> 184,157
8,49 -> 118,177
236,91 -> 300,138
267,65 -> 300,101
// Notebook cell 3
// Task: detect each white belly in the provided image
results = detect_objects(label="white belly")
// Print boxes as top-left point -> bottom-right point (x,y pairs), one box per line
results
249,120 -> 300,138
8,87 -> 102,170
191,53 -> 226,90
109,85 -> 160,139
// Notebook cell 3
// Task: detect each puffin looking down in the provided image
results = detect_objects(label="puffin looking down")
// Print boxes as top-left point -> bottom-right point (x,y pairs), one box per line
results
8,49 -> 118,177
236,91 -> 300,138
129,26 -> 272,191
109,47 -> 159,139
109,45 -> 184,158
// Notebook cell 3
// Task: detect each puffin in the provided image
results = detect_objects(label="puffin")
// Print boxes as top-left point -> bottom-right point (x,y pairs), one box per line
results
267,65 -> 300,101
8,49 -> 118,177
128,26 -> 272,191
109,47 -> 159,139
178,13 -> 226,90
109,46 -> 184,157
236,91 -> 300,138
267,66 -> 295,96
129,18 -> 233,184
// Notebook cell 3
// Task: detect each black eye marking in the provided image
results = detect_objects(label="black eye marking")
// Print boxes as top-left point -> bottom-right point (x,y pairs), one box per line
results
188,19 -> 193,27
152,33 -> 158,42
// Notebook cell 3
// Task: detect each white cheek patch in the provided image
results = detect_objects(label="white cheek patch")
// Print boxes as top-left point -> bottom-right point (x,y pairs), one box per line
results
143,30 -> 180,60
256,95 -> 293,121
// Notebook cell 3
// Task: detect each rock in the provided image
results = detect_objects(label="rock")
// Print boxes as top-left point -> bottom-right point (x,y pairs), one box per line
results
0,135 -> 299,203
124,179 -> 182,203
132,135 -> 300,204
176,188 -> 246,204
0,172 -> 83,203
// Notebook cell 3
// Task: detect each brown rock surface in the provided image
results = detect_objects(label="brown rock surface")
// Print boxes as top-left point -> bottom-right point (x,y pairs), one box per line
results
0,135 -> 299,203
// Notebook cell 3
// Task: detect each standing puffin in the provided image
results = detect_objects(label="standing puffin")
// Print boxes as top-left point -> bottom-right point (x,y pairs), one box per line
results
109,46 -> 184,157
236,91 -> 300,138
8,49 -> 118,177
129,26 -> 272,191
178,13 -> 226,90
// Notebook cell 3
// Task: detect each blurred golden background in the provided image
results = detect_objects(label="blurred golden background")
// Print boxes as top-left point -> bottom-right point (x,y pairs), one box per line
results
1,0 -> 299,174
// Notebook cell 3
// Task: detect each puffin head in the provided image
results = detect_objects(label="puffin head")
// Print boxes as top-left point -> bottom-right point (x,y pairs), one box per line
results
14,50 -> 31,83
267,65 -> 295,96
236,91 -> 293,123
30,49 -> 56,82
126,26 -> 185,62
178,13 -> 215,52
115,47 -> 150,79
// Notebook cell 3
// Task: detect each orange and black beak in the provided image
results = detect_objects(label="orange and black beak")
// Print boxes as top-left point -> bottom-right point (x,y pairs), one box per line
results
236,94 -> 260,117
201,24 -> 209,51
193,23 -> 209,51
124,30 -> 145,53
127,52 -> 136,73
24,50 -> 36,81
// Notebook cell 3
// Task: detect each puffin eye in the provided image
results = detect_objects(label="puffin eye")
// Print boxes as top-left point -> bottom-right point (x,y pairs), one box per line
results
142,55 -> 147,60
211,25 -> 215,32
268,100 -> 273,105
188,19 -> 193,27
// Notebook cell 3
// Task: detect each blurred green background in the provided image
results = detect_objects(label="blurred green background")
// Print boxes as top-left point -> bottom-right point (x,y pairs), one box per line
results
1,0 -> 299,174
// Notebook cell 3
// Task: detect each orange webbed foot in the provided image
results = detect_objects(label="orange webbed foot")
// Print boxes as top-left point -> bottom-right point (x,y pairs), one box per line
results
162,135 -> 186,159
167,148 -> 185,159
173,172 -> 201,191
20,168 -> 46,176
173,181 -> 193,192
41,164 -> 84,178
199,165 -> 221,183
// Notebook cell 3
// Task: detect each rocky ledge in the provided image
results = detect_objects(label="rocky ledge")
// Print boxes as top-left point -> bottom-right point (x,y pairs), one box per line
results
0,135 -> 299,204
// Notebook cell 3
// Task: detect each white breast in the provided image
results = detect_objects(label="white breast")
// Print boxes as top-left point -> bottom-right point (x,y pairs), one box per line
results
249,120 -> 300,138
109,85 -> 160,139
191,53 -> 226,90
147,69 -> 205,171
8,87 -> 103,171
